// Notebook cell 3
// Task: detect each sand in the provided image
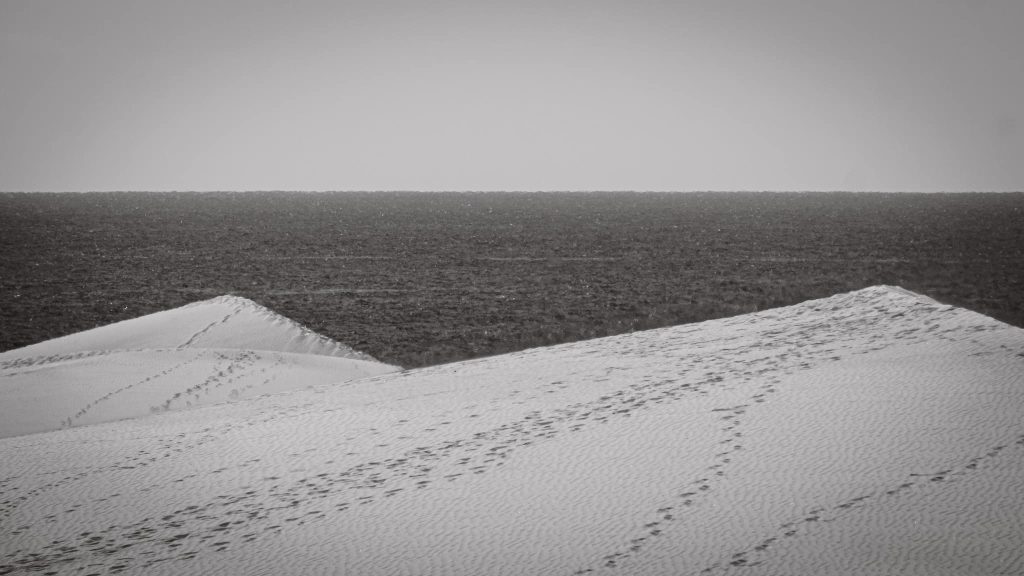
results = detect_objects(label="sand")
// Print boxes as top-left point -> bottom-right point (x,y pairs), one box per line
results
1,286 -> 1022,575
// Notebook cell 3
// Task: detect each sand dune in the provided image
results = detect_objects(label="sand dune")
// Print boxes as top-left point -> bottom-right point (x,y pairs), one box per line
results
0,295 -> 374,362
0,296 -> 398,438
1,286 -> 1022,575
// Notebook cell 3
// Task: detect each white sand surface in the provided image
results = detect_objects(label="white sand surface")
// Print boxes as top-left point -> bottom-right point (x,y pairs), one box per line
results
1,286 -> 1022,575
0,296 -> 398,438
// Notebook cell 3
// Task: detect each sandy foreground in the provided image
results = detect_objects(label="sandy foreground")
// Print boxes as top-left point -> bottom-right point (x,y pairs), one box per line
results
1,286 -> 1022,575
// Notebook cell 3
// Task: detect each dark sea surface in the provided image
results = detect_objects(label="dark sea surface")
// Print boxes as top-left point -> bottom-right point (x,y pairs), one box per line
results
1,191 -> 1021,367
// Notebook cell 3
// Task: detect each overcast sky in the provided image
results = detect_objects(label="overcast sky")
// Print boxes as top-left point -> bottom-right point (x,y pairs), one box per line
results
1,0 -> 1022,192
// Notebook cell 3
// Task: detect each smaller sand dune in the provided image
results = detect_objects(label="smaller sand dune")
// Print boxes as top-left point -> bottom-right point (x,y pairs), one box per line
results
0,295 -> 373,363
0,296 -> 398,438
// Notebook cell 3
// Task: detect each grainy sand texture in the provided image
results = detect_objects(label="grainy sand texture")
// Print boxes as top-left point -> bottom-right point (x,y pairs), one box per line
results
1,286 -> 1022,575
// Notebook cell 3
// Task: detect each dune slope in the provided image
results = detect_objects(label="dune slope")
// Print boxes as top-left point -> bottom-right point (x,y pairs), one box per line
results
0,296 -> 398,438
1,286 -> 1022,575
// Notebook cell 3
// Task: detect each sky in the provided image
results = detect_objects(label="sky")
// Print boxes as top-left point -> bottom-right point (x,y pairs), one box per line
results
1,0 -> 1022,192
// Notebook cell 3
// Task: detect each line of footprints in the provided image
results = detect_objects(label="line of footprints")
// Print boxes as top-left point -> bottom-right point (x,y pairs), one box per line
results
572,381 -> 775,574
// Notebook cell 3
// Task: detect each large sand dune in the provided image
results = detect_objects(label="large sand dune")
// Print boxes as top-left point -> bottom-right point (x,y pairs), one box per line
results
0,296 -> 398,438
1,286 -> 1022,575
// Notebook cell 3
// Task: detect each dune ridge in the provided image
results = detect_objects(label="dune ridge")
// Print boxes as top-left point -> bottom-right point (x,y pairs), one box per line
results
1,285 -> 1022,575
